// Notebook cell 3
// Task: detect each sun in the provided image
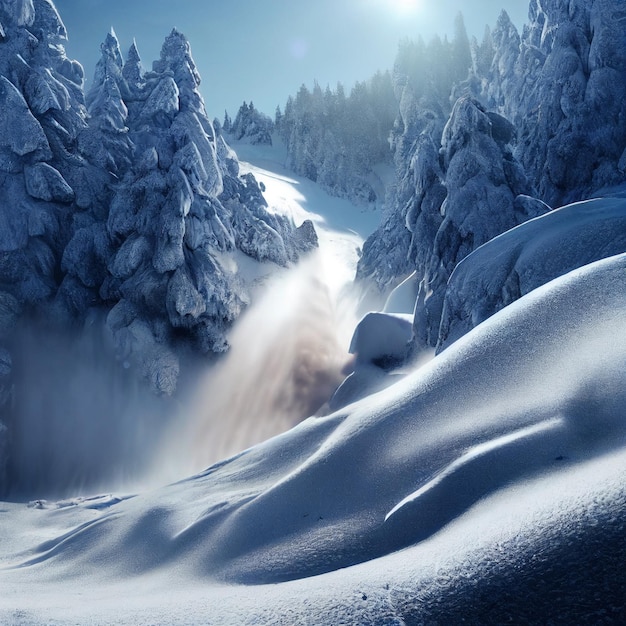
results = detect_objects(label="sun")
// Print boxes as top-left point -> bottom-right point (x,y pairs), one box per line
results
389,0 -> 421,14
368,0 -> 422,19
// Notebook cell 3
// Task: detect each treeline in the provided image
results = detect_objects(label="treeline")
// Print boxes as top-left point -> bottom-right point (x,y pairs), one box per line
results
275,72 -> 397,203
223,101 -> 273,145
272,13 -> 472,205
389,13 -> 472,163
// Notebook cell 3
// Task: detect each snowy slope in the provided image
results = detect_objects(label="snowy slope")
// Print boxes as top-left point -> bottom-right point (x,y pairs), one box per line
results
1,248 -> 626,623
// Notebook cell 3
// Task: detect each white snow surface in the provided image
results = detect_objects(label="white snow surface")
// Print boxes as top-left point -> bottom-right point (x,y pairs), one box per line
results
439,196 -> 626,350
2,147 -> 626,623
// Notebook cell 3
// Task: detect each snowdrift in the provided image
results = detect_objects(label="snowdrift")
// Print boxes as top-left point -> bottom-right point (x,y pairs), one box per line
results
3,252 -> 626,623
439,196 -> 626,349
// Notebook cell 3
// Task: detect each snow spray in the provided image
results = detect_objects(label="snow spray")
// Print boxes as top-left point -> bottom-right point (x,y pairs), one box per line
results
1,249 -> 359,496
2,321 -> 173,498
152,251 -> 355,484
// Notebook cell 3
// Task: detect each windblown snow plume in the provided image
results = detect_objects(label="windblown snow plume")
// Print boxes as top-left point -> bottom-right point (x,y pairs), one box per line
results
154,253 -> 349,481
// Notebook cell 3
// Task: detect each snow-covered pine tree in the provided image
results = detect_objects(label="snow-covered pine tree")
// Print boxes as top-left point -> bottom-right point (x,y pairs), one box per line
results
451,13 -> 472,85
474,1 -> 626,207
81,29 -> 133,176
357,3 -> 626,349
412,96 -> 546,349
0,0 -> 86,310
356,31 -> 456,298
83,29 -> 317,394
222,109 -> 232,133
229,100 -> 273,144
0,0 -> 90,490
57,29 -> 130,321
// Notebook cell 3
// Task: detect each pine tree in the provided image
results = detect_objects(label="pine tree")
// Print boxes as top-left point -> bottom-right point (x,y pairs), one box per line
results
0,0 -> 91,488
451,13 -> 472,84
223,109 -> 232,132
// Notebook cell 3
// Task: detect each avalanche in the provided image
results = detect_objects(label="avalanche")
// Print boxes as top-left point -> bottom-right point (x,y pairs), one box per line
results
0,0 -> 316,495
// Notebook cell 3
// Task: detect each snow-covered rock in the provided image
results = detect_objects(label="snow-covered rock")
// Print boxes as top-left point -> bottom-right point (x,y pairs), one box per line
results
329,310 -> 413,410
349,311 -> 413,368
383,271 -> 419,314
438,196 -> 626,351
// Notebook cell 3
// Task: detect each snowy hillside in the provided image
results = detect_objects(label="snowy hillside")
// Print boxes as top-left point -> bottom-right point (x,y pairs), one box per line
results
1,0 -> 626,623
439,196 -> 626,350
356,0 -> 626,355
1,244 -> 626,623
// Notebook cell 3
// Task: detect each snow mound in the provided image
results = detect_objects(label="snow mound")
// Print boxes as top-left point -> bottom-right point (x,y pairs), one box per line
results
439,196 -> 626,350
349,311 -> 413,367
383,270 -> 419,314
328,310 -> 414,411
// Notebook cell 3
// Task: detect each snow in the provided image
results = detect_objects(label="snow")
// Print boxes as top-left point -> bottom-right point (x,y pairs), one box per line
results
2,134 -> 626,622
234,137 -> 380,318
2,1 -> 626,620
349,311 -> 413,366
0,75 -> 51,158
24,162 -> 74,202
439,196 -> 626,350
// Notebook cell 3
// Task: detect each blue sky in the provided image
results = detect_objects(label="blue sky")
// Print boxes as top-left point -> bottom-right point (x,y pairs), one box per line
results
54,0 -> 529,119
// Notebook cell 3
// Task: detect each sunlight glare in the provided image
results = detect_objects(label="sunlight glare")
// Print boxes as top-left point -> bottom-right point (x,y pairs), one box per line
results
389,0 -> 421,15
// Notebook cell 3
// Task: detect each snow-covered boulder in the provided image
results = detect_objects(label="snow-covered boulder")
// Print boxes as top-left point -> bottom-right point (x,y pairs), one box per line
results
349,311 -> 413,368
330,311 -> 413,411
438,196 -> 626,351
